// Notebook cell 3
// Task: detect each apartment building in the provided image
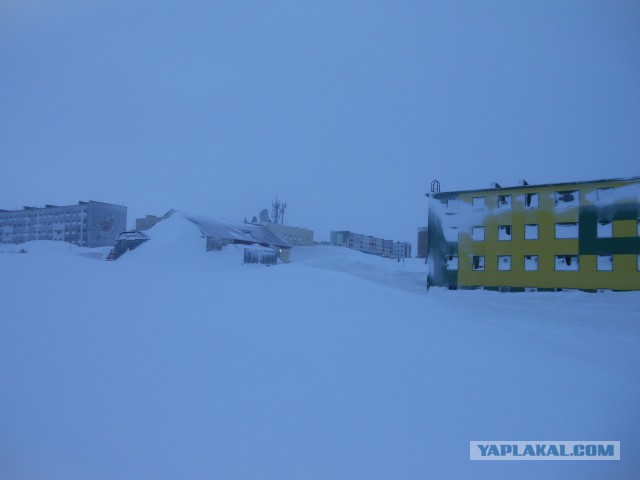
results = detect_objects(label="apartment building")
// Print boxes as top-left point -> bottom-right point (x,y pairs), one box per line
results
0,201 -> 127,248
425,177 -> 640,292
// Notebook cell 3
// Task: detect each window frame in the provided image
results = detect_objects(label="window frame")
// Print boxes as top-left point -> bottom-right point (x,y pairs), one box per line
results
597,221 -> 613,239
497,194 -> 512,210
554,254 -> 579,271
554,190 -> 580,208
498,225 -> 512,241
445,255 -> 459,271
472,255 -> 485,271
471,226 -> 485,242
524,255 -> 539,271
596,254 -> 613,272
524,192 -> 539,209
524,224 -> 539,240
497,255 -> 512,271
472,196 -> 486,209
555,222 -> 579,239
596,188 -> 613,202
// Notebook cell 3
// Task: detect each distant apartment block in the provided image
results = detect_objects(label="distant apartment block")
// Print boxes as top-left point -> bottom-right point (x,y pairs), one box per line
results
425,177 -> 640,292
0,201 -> 127,248
331,230 -> 411,258
393,241 -> 412,259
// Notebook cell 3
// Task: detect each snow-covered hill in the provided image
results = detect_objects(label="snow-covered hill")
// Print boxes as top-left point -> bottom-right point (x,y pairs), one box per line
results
1,219 -> 638,479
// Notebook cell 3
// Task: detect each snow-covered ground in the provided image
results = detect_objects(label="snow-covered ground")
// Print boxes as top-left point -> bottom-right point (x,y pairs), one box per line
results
1,216 -> 639,479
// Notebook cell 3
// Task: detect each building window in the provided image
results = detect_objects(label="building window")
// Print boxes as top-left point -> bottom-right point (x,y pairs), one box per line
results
555,222 -> 579,239
497,195 -> 512,209
445,226 -> 459,242
446,255 -> 458,270
555,255 -> 579,271
597,254 -> 613,271
524,224 -> 539,240
447,198 -> 459,212
498,225 -> 512,241
524,255 -> 539,271
472,255 -> 485,271
596,188 -> 613,202
597,221 -> 612,238
471,226 -> 485,241
554,190 -> 579,208
472,197 -> 485,209
498,255 -> 511,271
524,193 -> 539,209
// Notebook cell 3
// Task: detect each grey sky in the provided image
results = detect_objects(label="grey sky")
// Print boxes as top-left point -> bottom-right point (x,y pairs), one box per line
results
1,1 -> 639,244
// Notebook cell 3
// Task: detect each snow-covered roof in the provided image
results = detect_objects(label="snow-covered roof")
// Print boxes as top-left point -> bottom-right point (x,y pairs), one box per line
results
427,176 -> 640,197
183,213 -> 291,249
115,231 -> 150,242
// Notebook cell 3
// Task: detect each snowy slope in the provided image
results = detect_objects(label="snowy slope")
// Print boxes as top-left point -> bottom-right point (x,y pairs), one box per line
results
1,219 -> 639,480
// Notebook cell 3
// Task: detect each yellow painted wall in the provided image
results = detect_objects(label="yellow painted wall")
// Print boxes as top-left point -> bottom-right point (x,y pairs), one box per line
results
614,220 -> 637,238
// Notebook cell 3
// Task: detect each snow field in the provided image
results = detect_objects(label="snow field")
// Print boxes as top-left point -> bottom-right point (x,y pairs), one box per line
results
1,219 -> 638,479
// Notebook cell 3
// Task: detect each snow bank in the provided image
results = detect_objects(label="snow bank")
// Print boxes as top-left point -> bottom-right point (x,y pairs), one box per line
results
114,211 -> 247,271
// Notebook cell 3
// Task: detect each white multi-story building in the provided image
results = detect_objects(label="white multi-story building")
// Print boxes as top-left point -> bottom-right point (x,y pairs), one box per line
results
0,200 -> 127,247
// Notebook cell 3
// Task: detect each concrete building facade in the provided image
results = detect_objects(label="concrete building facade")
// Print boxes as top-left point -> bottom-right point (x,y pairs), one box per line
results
331,230 -> 411,258
0,201 -> 127,248
425,177 -> 640,292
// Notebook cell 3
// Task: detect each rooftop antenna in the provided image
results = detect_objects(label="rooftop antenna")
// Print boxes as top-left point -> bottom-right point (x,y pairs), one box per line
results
430,180 -> 440,193
272,197 -> 287,225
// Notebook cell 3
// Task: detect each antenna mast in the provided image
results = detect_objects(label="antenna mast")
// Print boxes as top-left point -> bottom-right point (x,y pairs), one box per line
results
271,197 -> 287,225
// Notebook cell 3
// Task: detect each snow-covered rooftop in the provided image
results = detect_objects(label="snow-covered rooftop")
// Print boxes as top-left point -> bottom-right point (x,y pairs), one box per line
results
183,212 -> 291,248
427,175 -> 640,196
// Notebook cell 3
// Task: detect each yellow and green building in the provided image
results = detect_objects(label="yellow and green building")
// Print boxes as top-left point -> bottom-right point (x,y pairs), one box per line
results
425,177 -> 640,292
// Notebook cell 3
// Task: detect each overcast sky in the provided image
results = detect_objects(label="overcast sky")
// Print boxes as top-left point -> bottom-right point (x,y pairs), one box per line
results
1,1 -> 639,244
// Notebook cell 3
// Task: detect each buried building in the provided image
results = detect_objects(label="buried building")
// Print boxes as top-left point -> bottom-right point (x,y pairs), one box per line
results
125,210 -> 292,262
425,176 -> 640,292
184,213 -> 292,262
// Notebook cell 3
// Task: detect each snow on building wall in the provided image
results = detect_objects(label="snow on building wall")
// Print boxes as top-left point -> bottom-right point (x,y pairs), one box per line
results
425,177 -> 640,292
416,227 -> 428,258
